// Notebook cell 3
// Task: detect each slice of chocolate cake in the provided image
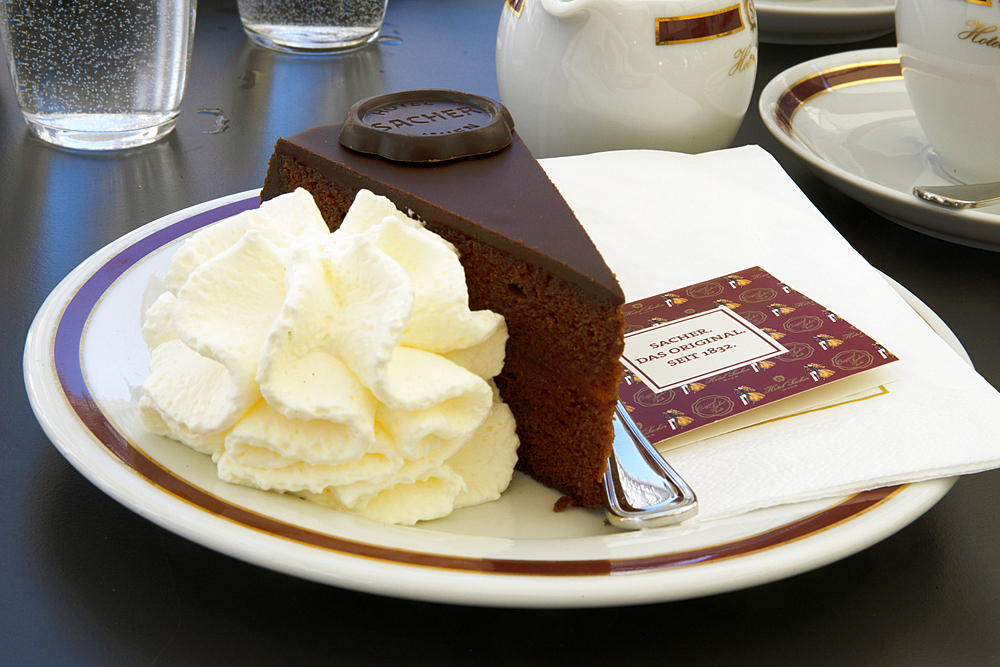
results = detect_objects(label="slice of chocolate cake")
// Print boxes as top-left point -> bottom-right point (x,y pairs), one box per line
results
260,91 -> 624,509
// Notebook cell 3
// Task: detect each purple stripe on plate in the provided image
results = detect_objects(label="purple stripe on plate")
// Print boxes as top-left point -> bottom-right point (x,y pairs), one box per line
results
775,60 -> 902,134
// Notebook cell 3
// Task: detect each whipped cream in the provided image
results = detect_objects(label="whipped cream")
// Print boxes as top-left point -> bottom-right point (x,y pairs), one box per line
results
139,188 -> 519,525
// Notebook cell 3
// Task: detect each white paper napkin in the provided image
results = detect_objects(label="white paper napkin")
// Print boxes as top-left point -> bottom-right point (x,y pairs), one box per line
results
541,145 -> 1000,521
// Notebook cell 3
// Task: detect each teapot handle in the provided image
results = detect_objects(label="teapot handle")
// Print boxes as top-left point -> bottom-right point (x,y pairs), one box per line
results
540,0 -> 591,19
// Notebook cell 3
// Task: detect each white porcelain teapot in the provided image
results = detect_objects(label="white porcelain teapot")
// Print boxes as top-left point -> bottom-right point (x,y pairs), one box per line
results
496,0 -> 758,158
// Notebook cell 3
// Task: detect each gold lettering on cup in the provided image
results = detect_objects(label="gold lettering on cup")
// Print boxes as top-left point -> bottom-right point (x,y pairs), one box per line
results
745,0 -> 757,30
958,20 -> 1000,48
730,44 -> 757,75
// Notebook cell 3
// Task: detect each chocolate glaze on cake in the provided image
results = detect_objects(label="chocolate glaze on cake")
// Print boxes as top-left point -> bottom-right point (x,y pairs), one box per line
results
264,125 -> 622,306
261,97 -> 624,509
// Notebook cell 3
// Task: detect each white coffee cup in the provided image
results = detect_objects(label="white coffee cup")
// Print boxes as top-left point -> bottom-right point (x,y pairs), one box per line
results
496,0 -> 758,159
896,0 -> 1000,183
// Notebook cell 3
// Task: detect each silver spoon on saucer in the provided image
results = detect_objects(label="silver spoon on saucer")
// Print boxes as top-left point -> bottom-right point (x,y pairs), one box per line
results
603,401 -> 698,529
913,181 -> 1000,209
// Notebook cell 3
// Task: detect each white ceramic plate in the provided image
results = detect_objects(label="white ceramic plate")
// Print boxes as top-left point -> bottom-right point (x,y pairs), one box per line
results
24,189 -> 959,608
756,0 -> 894,45
760,47 -> 1000,251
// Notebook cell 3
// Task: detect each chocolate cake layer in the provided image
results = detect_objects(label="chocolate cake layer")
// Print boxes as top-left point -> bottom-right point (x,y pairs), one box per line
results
261,122 -> 625,508
261,125 -> 624,306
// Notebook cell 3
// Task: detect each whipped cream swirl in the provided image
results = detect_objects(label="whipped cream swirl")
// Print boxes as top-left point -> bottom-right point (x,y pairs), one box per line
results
139,188 -> 518,525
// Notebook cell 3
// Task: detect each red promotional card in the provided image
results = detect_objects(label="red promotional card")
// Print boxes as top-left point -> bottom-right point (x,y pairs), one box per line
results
618,267 -> 899,451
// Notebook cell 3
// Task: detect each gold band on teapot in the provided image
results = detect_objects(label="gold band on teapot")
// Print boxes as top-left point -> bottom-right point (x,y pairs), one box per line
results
656,4 -> 744,45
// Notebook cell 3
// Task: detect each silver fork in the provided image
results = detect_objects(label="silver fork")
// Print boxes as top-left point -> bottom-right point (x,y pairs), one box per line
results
603,401 -> 698,529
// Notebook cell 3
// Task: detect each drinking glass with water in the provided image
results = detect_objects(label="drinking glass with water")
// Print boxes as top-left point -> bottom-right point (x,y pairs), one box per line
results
0,0 -> 196,151
236,0 -> 388,53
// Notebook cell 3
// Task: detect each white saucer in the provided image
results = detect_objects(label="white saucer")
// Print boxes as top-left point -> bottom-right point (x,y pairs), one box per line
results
24,186 -> 960,608
759,47 -> 1000,251
756,0 -> 894,45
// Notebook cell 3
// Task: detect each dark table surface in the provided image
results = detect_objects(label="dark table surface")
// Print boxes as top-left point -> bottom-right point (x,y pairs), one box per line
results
4,1 -> 1000,664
